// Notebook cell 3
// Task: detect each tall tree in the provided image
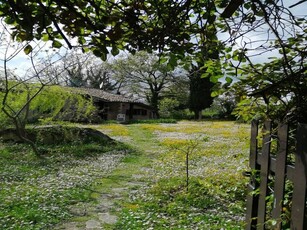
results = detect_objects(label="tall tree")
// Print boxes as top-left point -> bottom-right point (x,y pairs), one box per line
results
188,1 -> 220,120
37,50 -> 119,91
60,51 -> 119,90
189,66 -> 214,120
110,51 -> 185,117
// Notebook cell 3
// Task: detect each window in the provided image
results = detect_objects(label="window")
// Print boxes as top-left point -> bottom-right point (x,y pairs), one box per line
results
126,109 -> 147,116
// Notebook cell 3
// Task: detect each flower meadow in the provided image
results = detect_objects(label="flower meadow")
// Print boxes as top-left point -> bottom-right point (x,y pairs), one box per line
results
0,140 -> 127,229
1,121 -> 251,229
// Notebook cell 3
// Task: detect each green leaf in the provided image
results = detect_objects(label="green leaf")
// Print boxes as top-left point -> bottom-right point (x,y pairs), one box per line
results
24,45 -> 33,55
78,36 -> 86,45
211,90 -> 220,97
52,40 -> 62,48
92,49 -> 101,57
111,45 -> 120,56
42,33 -> 49,42
225,76 -> 233,84
47,27 -> 53,34
159,56 -> 168,64
210,75 -> 220,83
201,73 -> 210,78
4,17 -> 15,25
167,54 -> 177,70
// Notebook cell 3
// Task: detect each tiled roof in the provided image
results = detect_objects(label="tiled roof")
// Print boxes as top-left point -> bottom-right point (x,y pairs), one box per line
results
68,87 -> 138,103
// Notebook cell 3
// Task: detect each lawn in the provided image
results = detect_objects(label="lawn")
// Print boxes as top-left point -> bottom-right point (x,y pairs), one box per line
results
0,121 -> 251,229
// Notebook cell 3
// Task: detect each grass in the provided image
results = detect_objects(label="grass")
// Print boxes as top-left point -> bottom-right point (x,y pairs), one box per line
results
116,178 -> 245,229
127,118 -> 178,124
0,139 -> 128,230
93,123 -> 130,136
114,121 -> 250,230
0,121 -> 251,229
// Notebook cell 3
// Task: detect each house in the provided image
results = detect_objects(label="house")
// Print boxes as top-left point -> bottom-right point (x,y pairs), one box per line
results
69,87 -> 156,122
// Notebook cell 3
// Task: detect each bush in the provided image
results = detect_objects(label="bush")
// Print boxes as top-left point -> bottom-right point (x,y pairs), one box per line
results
0,126 -> 112,145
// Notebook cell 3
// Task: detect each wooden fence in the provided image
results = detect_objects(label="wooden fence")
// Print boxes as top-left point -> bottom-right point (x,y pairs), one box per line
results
246,120 -> 307,230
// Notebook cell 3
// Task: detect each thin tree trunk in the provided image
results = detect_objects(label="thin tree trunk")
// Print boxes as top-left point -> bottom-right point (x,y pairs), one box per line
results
198,110 -> 202,120
186,151 -> 189,192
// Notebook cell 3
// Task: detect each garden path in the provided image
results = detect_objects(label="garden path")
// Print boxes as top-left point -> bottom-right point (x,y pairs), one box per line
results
55,124 -> 161,230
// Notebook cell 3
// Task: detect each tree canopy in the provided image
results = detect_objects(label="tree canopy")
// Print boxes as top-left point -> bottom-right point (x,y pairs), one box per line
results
0,0 -> 208,60
189,65 -> 214,119
109,51 -> 187,116
1,0 -> 307,123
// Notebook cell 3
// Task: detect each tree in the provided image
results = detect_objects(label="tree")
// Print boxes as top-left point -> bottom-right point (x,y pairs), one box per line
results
209,92 -> 237,119
187,1 -> 220,120
53,50 -> 118,90
0,26 -> 95,155
188,65 -> 214,120
219,1 -> 307,124
109,51 -> 186,117
0,1 -> 205,61
0,0 -> 227,68
34,50 -> 118,90
158,98 -> 180,119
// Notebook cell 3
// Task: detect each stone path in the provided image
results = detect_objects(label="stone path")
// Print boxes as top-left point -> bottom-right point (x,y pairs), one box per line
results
55,170 -> 148,230
54,126 -> 153,230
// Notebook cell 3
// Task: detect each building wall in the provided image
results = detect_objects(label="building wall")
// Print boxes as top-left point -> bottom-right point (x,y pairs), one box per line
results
127,104 -> 154,120
94,101 -> 154,121
107,102 -> 154,121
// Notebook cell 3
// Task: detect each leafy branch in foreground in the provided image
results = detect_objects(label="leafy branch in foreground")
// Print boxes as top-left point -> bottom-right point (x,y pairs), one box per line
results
0,27 -> 95,156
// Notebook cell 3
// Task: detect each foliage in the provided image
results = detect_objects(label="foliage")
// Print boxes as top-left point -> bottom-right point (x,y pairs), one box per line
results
47,50 -> 119,90
208,92 -> 237,119
219,1 -> 307,124
158,98 -> 180,119
0,28 -> 99,155
0,83 -> 96,127
187,0 -> 220,120
1,1 -> 306,125
0,0 -> 223,65
188,65 -> 215,119
108,51 -> 187,116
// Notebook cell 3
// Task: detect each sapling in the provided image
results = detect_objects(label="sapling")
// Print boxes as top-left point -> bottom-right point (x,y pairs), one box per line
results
164,136 -> 203,192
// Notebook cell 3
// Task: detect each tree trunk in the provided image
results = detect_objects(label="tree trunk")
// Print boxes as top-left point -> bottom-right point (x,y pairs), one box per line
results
150,91 -> 160,118
198,110 -> 202,120
194,110 -> 199,120
128,103 -> 134,120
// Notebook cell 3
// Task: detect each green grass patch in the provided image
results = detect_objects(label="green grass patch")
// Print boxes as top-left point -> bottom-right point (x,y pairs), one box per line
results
0,137 -> 128,229
116,177 -> 246,230
0,121 -> 251,229
113,121 -> 250,229
94,123 -> 130,136
127,118 -> 178,124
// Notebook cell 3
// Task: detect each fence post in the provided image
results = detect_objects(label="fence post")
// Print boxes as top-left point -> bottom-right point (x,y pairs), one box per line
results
257,121 -> 272,229
272,123 -> 288,228
246,120 -> 260,230
291,123 -> 307,229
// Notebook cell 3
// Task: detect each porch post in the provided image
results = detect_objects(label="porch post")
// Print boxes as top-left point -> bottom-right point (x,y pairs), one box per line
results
129,103 -> 134,120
